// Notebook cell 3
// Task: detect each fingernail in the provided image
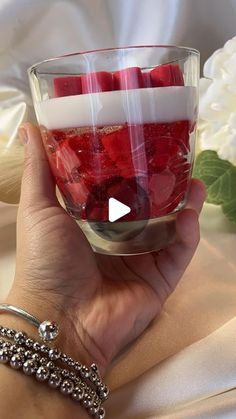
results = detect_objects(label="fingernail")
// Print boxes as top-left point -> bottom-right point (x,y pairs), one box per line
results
18,127 -> 28,145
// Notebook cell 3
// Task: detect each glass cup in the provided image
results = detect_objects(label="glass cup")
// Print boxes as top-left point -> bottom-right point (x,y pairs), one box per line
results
28,46 -> 200,255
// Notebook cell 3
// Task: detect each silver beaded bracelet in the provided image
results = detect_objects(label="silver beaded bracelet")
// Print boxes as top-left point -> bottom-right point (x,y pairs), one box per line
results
0,304 -> 109,418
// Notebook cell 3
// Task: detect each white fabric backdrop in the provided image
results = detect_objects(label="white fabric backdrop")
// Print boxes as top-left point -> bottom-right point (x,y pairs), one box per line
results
1,1 -> 236,418
1,0 -> 236,149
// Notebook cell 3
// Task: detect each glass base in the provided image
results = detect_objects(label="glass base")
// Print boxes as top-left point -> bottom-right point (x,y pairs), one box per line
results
76,214 -> 176,255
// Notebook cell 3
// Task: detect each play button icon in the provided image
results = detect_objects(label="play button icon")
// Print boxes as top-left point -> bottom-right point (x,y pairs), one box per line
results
85,176 -> 150,243
108,198 -> 131,222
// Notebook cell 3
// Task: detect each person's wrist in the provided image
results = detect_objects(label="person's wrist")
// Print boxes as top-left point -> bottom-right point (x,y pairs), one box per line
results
3,284 -> 107,376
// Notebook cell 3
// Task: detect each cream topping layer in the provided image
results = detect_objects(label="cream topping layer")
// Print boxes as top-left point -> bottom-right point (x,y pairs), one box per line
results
35,86 -> 197,129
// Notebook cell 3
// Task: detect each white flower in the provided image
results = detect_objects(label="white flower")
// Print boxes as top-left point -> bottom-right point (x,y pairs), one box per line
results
199,36 -> 236,165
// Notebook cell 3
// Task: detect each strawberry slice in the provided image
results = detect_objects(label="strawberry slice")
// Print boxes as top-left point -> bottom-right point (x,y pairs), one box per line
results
51,146 -> 81,182
150,160 -> 191,217
150,64 -> 184,87
102,126 -> 149,179
81,71 -> 113,94
102,127 -> 130,161
54,76 -> 82,97
113,67 -> 144,90
144,121 -> 190,159
48,134 -> 89,182
102,126 -> 145,160
149,171 -> 176,208
148,138 -> 187,173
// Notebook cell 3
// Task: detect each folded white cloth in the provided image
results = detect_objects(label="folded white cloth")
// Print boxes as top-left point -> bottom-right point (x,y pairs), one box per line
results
106,317 -> 236,418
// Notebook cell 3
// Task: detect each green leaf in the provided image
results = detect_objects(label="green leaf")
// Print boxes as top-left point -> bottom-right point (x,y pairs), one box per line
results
193,150 -> 236,224
222,199 -> 236,223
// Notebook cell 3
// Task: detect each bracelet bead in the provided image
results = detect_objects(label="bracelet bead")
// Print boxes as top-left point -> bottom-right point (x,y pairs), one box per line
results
71,385 -> 85,401
0,348 -> 10,363
48,371 -> 62,388
49,348 -> 61,360
14,332 -> 27,345
36,365 -> 50,381
25,338 -> 34,348
2,341 -> 11,349
33,342 -> 41,351
96,407 -> 105,419
0,327 -> 8,337
10,354 -> 24,369
6,329 -> 16,338
60,378 -> 74,395
23,359 -> 38,375
24,350 -> 33,358
40,344 -> 50,354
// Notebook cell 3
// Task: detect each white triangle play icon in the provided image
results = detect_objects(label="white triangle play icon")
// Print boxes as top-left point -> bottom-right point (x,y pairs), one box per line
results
108,198 -> 131,222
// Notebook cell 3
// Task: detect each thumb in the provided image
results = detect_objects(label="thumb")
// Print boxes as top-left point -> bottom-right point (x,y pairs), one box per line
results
18,123 -> 58,211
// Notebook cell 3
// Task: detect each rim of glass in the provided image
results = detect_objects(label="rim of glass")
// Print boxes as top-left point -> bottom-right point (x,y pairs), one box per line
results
28,44 -> 200,74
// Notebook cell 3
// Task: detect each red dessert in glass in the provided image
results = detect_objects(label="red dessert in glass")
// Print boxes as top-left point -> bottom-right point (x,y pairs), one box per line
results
32,51 -> 198,255
43,120 -> 192,223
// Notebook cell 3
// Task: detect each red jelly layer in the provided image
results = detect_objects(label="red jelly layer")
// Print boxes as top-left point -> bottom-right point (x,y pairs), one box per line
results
42,121 -> 192,221
54,64 -> 184,97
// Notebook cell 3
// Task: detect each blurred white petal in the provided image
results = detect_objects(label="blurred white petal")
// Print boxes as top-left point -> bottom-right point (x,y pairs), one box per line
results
199,36 -> 236,166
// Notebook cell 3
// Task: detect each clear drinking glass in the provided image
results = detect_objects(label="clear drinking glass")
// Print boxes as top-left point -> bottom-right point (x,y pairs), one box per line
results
28,46 -> 200,255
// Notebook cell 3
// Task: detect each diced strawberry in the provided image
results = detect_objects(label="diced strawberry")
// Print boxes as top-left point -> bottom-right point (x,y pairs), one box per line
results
102,125 -> 151,179
81,71 -> 113,94
54,76 -> 82,97
144,122 -> 190,166
150,64 -> 184,87
48,140 -> 82,182
113,67 -> 144,90
150,161 -> 190,217
102,127 -> 130,160
149,171 -> 176,207
148,138 -> 187,173
102,125 -> 145,160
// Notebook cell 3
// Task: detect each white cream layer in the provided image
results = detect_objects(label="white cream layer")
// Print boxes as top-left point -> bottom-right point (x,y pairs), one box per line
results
35,86 -> 197,129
